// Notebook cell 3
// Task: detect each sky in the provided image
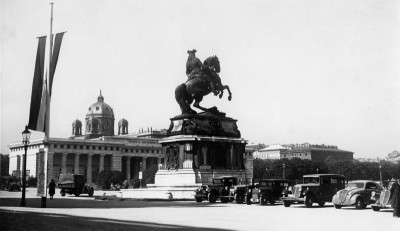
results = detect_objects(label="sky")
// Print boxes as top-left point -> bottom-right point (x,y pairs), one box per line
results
1,0 -> 400,159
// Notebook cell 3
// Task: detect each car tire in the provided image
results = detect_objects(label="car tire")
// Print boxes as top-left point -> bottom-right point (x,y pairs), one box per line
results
195,197 -> 203,203
318,201 -> 325,207
355,197 -> 364,209
236,192 -> 245,204
208,192 -> 218,203
334,204 -> 342,209
283,201 -> 291,207
305,195 -> 313,208
372,206 -> 380,212
60,189 -> 66,197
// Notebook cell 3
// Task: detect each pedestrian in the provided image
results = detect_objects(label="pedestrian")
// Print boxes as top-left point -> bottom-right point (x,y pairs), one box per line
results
49,179 -> 56,200
389,178 -> 400,218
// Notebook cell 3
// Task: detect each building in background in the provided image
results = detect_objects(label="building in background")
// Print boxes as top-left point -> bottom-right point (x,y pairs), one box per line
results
8,93 -> 164,184
254,143 -> 353,162
7,92 -> 254,184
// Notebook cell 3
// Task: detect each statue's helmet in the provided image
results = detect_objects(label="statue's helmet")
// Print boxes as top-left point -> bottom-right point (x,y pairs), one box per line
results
187,49 -> 197,54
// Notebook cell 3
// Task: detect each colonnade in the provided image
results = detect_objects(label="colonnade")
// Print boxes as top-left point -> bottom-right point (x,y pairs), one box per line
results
51,153 -> 162,185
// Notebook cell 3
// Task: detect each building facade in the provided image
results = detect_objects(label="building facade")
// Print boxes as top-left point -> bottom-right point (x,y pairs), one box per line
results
254,143 -> 353,162
8,92 -> 164,184
7,92 -> 254,185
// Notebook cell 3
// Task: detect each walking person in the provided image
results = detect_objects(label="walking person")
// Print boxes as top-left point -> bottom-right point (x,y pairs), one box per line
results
389,178 -> 400,218
49,179 -> 56,200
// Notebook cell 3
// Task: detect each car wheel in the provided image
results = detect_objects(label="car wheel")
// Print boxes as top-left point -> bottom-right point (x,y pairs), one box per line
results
195,197 -> 203,203
283,201 -> 291,207
355,197 -> 364,209
334,204 -> 342,209
208,192 -> 218,203
236,192 -> 245,204
60,189 -> 66,197
88,188 -> 94,197
305,195 -> 313,208
372,206 -> 380,212
318,201 -> 325,207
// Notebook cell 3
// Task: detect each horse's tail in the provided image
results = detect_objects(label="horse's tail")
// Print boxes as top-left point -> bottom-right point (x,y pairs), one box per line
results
175,83 -> 189,114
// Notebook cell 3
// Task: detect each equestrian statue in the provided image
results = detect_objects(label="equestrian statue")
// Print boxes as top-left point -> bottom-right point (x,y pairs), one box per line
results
175,49 -> 232,115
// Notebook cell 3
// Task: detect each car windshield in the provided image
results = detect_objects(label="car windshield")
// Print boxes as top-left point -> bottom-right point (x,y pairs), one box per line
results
303,177 -> 319,184
213,179 -> 222,184
346,182 -> 364,189
261,181 -> 272,187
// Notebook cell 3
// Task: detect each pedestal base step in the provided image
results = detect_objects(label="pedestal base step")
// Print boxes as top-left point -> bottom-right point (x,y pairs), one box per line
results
117,186 -> 201,200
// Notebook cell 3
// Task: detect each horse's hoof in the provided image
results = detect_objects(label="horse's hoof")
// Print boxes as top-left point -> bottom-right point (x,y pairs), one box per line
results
219,94 -> 223,99
228,96 -> 232,101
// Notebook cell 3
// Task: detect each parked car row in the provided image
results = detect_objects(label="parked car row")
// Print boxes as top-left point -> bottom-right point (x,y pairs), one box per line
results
194,174 -> 395,213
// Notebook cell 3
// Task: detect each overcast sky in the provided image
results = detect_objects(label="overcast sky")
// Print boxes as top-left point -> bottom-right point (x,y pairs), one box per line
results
1,0 -> 400,159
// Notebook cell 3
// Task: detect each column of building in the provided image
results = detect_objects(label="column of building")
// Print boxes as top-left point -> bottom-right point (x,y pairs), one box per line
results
87,154 -> 93,183
99,154 -> 105,172
74,153 -> 80,174
61,153 -> 68,174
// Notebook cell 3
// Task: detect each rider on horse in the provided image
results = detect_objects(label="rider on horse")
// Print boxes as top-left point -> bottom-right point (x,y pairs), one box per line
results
186,49 -> 218,95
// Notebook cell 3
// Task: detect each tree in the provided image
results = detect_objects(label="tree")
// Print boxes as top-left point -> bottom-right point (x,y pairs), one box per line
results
96,170 -> 124,189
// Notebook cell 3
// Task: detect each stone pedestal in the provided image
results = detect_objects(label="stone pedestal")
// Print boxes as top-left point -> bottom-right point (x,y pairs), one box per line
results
118,112 -> 250,200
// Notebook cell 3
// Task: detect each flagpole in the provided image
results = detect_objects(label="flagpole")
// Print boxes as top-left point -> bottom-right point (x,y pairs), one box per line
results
42,2 -> 53,208
45,2 -> 53,143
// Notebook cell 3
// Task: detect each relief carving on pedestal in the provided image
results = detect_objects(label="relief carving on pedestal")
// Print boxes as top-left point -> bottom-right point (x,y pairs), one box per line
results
165,145 -> 179,170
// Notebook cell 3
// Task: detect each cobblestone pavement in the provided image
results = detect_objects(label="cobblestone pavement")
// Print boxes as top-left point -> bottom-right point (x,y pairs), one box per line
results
1,188 -> 399,231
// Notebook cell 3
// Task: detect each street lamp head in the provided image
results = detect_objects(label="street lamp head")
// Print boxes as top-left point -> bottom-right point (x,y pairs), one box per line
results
22,125 -> 31,145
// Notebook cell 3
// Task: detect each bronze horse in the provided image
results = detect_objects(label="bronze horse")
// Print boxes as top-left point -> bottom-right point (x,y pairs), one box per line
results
175,56 -> 232,114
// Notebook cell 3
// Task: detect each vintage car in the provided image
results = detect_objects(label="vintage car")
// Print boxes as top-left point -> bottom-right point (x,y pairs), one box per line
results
257,179 -> 292,205
332,180 -> 382,209
58,173 -> 94,197
281,174 -> 345,208
194,176 -> 249,203
370,181 -> 396,211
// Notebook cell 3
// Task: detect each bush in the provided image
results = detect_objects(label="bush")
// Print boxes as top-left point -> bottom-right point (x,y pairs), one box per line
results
27,176 -> 37,187
95,170 -> 124,189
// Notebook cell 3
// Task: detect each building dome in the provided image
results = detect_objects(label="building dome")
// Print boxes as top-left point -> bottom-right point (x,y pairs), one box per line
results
118,118 -> 128,126
86,92 -> 114,118
85,91 -> 115,138
118,118 -> 129,135
72,119 -> 82,136
72,119 -> 82,126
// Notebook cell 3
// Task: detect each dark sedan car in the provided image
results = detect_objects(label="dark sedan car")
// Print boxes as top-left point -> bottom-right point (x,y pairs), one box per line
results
332,180 -> 382,209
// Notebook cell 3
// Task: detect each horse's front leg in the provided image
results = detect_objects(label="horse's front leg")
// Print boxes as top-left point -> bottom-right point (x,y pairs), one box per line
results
220,85 -> 232,101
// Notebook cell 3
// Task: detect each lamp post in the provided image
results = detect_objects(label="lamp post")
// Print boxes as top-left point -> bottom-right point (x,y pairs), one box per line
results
282,163 -> 286,180
21,126 -> 31,207
139,162 -> 143,189
316,168 -> 319,174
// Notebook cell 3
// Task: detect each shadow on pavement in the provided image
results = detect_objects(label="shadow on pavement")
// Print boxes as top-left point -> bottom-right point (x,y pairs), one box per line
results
0,210 -> 231,231
0,197 -> 232,209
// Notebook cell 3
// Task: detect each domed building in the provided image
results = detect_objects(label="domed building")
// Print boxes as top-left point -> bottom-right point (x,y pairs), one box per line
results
85,91 -> 115,139
8,91 -> 167,187
118,118 -> 129,135
72,119 -> 82,136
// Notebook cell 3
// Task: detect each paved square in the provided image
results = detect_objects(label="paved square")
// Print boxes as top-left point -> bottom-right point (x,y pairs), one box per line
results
1,188 -> 398,230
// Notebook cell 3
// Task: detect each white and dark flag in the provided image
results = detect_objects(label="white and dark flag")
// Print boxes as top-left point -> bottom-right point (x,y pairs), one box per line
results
28,32 -> 65,132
